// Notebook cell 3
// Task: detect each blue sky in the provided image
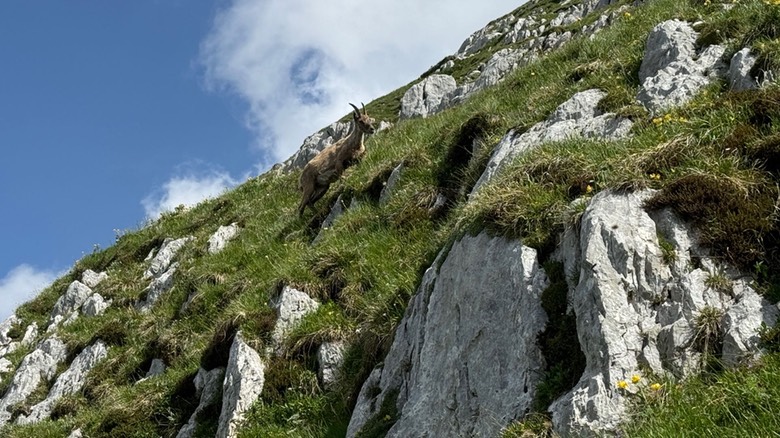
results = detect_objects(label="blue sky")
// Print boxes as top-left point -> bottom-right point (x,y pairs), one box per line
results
0,0 -> 523,320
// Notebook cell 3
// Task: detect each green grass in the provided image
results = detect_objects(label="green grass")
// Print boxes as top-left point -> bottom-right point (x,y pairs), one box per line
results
3,0 -> 780,436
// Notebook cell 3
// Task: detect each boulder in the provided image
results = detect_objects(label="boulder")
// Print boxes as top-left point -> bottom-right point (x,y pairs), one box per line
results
208,223 -> 240,255
347,232 -> 548,438
82,293 -> 112,317
399,74 -> 457,120
17,341 -> 108,425
0,315 -> 20,346
728,48 -> 758,91
50,281 -> 93,323
20,322 -> 38,347
143,237 -> 193,280
379,164 -> 404,204
81,270 -> 108,288
317,342 -> 346,388
137,263 -> 179,313
177,367 -> 225,438
270,287 -> 320,352
217,333 -> 265,438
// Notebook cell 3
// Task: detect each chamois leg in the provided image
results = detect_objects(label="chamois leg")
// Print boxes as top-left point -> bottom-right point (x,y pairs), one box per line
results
308,185 -> 330,209
299,183 -> 315,218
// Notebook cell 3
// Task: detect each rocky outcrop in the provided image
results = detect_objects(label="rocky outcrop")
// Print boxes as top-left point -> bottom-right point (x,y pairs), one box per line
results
317,342 -> 346,389
0,315 -> 20,347
20,323 -> 38,347
549,190 -> 779,436
217,332 -> 265,438
177,367 -> 225,438
379,164 -> 404,204
269,286 -> 320,352
0,337 -> 67,426
82,293 -> 111,317
399,74 -> 457,120
280,122 -> 352,172
728,48 -> 758,91
208,223 -> 240,254
81,269 -> 108,288
137,264 -> 178,313
347,232 -> 549,438
636,20 -> 727,113
471,89 -> 632,195
49,281 -> 93,323
17,341 -> 108,425
143,237 -> 192,280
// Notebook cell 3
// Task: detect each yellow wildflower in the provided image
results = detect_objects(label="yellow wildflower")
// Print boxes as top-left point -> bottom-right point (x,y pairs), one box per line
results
631,375 -> 641,384
586,184 -> 593,194
617,380 -> 629,389
649,173 -> 661,180
650,383 -> 662,391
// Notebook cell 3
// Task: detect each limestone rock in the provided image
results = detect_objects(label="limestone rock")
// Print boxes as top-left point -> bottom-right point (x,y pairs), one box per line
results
636,20 -> 727,113
0,336 -> 67,426
208,223 -> 240,255
471,89 -> 632,194
399,74 -> 457,120
317,342 -> 346,388
143,237 -> 192,280
548,190 -> 779,436
17,341 -> 108,425
0,358 -> 11,374
21,322 -> 38,347
217,333 -> 265,438
82,293 -> 112,317
50,281 -> 93,323
379,164 -> 404,204
0,342 -> 19,358
472,48 -> 527,92
270,286 -> 320,351
68,429 -> 84,438
347,232 -> 548,438
177,367 -> 225,438
137,263 -> 179,313
729,48 -> 758,91
145,358 -> 167,378
81,269 -> 108,288
0,315 -> 20,346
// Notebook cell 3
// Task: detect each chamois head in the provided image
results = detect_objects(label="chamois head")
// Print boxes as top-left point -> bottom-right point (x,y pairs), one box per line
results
349,102 -> 376,134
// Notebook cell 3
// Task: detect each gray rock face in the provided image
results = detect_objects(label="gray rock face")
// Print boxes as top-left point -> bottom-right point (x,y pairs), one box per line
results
17,341 -> 108,425
145,358 -> 167,379
177,367 -> 225,438
0,315 -> 20,346
399,74 -> 457,120
347,232 -> 548,438
637,20 -> 727,113
0,337 -> 67,426
0,358 -> 11,374
208,223 -> 240,255
549,190 -> 779,436
317,342 -> 346,389
379,164 -> 404,204
270,286 -> 320,352
68,429 -> 84,438
143,237 -> 193,280
729,48 -> 758,91
81,270 -> 108,288
82,293 -> 112,317
50,281 -> 93,323
21,322 -> 38,347
217,333 -> 265,438
473,48 -> 528,92
471,89 -> 632,194
137,263 -> 179,313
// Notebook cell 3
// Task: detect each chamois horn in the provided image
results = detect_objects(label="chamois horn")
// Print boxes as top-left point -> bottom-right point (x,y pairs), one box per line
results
349,103 -> 361,116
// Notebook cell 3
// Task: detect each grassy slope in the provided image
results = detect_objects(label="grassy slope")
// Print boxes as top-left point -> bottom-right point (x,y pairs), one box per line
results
2,0 -> 780,437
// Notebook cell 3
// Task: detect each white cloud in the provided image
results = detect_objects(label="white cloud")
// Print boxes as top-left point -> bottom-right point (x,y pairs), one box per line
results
199,0 -> 524,167
142,164 -> 238,219
0,264 -> 58,321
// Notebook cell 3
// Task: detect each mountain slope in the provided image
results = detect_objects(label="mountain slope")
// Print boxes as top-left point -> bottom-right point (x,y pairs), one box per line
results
1,0 -> 780,436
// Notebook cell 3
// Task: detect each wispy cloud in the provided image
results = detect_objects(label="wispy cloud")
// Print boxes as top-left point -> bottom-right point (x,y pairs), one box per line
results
0,264 -> 59,321
142,163 -> 238,219
199,0 -> 523,167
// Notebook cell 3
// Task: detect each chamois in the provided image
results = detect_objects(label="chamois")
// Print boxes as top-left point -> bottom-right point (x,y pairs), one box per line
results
298,103 -> 376,217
